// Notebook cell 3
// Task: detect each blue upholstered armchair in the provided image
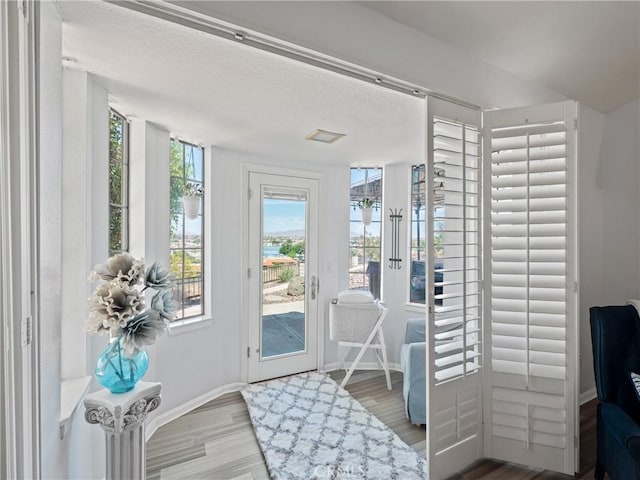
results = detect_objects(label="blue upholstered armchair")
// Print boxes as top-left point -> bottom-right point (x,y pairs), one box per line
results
401,317 -> 426,425
590,305 -> 640,480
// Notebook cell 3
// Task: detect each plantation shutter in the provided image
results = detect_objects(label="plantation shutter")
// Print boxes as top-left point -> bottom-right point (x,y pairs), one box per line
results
482,101 -> 578,475
426,97 -> 483,480
432,116 -> 482,383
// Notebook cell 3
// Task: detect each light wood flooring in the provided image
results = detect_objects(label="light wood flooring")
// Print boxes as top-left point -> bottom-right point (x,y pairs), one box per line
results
146,370 -> 599,480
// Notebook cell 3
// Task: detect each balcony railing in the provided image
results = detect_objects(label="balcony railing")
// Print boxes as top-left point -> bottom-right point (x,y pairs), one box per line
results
172,276 -> 202,305
263,263 -> 300,284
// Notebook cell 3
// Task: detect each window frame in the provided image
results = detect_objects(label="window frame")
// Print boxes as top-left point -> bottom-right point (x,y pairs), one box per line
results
348,167 -> 383,299
409,164 -> 427,305
108,108 -> 130,256
169,138 -> 205,321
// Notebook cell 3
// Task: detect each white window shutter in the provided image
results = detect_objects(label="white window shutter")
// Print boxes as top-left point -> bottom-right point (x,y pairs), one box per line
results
426,97 -> 483,480
482,101 -> 578,475
432,116 -> 482,383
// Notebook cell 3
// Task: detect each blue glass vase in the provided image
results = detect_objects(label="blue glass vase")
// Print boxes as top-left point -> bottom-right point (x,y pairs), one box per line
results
95,337 -> 149,394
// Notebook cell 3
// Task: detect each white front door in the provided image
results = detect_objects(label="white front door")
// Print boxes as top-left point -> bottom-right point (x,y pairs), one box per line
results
247,172 -> 319,383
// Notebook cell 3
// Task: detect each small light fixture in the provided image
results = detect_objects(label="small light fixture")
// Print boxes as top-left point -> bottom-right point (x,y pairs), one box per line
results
374,77 -> 383,84
305,129 -> 346,144
412,89 -> 421,96
234,32 -> 245,41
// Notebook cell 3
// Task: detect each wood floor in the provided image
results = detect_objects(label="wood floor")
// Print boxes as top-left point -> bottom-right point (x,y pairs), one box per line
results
146,370 -> 599,479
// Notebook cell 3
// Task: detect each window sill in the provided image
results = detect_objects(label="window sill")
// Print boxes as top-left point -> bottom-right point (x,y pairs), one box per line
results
59,376 -> 92,440
404,303 -> 427,314
168,315 -> 213,336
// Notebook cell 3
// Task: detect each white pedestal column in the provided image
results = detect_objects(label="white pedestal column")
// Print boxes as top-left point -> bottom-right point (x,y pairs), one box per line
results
84,382 -> 161,480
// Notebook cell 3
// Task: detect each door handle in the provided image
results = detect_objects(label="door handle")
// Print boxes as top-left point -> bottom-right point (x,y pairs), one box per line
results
311,275 -> 317,300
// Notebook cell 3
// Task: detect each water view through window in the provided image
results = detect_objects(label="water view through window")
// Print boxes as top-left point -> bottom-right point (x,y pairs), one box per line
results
261,194 -> 306,358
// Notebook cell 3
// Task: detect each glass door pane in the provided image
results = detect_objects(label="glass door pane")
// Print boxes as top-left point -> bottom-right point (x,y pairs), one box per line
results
261,195 -> 306,358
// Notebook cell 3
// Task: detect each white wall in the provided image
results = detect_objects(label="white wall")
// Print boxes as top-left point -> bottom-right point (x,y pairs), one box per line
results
128,120 -> 171,386
56,58 -> 110,480
129,120 -> 171,264
578,105 -> 606,399
38,3 -> 64,477
61,68 -> 109,380
600,100 -> 640,305
578,100 -> 640,399
40,4 -> 102,479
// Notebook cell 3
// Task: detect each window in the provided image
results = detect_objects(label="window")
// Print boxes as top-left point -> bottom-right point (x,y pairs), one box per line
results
410,164 -> 426,304
170,139 -> 204,320
108,109 -> 129,256
349,167 -> 382,299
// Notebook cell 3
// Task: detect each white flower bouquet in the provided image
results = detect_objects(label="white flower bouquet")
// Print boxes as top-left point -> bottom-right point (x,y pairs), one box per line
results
85,253 -> 177,356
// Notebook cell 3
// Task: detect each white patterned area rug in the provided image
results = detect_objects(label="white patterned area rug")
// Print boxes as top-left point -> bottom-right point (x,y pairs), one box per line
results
241,371 -> 427,480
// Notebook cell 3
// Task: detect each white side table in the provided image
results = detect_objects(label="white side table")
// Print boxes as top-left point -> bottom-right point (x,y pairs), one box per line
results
84,382 -> 161,480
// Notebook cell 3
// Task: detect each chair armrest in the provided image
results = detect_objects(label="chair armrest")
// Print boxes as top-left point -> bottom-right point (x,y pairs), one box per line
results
405,342 -> 426,388
402,341 -> 426,424
600,402 -> 640,460
405,317 -> 426,344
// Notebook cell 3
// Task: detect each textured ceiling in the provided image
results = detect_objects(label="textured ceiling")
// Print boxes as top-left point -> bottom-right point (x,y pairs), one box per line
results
57,1 -> 424,166
57,0 -> 636,168
364,1 -> 640,113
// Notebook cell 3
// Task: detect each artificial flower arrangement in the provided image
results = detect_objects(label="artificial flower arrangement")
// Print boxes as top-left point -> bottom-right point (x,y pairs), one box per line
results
85,253 -> 177,392
86,252 -> 177,354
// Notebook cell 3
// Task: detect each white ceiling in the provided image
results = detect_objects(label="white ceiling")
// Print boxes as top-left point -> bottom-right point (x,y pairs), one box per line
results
56,1 -> 424,166
56,0 -> 638,167
364,1 -> 640,113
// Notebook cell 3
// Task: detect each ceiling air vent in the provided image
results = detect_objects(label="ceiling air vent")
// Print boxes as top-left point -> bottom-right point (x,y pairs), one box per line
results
305,129 -> 345,144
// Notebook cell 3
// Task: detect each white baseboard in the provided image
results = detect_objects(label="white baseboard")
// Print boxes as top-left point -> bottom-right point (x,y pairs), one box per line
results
322,361 -> 402,373
146,382 -> 245,441
579,387 -> 597,405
